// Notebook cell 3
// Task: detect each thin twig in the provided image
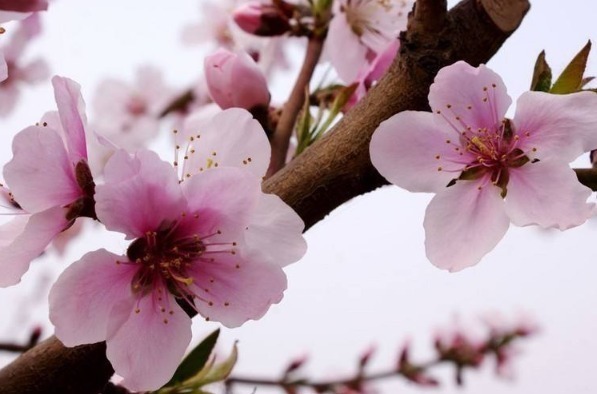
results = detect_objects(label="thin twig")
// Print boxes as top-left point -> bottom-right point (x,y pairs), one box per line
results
267,36 -> 325,177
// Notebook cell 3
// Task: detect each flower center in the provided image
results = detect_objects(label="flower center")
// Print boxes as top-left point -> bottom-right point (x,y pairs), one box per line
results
126,224 -> 205,299
126,96 -> 147,116
458,119 -> 530,196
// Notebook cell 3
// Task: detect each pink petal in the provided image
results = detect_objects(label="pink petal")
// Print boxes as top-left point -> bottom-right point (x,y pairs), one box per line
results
429,61 -> 512,132
424,180 -> 510,271
366,40 -> 399,83
49,249 -> 136,346
513,91 -> 597,162
504,161 -> 593,229
0,206 -> 70,287
106,294 -> 192,392
95,150 -> 185,239
327,14 -> 368,83
181,167 -> 262,239
4,126 -> 81,212
3,13 -> 42,60
178,103 -> 222,144
189,253 -> 287,327
92,78 -> 132,117
182,108 -> 270,178
0,215 -> 28,248
52,76 -> 88,163
0,11 -> 30,23
245,193 -> 306,267
370,111 -> 474,193
20,58 -> 49,83
0,52 -> 7,82
0,84 -> 20,117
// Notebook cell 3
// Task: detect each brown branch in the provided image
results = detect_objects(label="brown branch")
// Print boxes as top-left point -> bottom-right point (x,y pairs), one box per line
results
412,0 -> 448,33
0,0 -> 529,392
0,337 -> 113,394
267,36 -> 325,177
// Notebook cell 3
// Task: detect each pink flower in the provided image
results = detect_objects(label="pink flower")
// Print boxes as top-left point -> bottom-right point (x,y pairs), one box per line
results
91,65 -> 176,151
204,48 -> 270,110
370,61 -> 597,271
345,39 -> 399,110
326,0 -> 412,82
49,108 -> 306,391
0,76 -> 96,286
0,14 -> 49,116
233,1 -> 292,37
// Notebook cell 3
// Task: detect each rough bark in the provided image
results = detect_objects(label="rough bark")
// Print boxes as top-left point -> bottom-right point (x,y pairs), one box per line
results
0,0 -> 530,392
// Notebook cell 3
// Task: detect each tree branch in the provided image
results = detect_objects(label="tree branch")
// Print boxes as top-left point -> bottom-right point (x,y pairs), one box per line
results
0,337 -> 113,394
267,36 -> 326,177
0,0 -> 529,392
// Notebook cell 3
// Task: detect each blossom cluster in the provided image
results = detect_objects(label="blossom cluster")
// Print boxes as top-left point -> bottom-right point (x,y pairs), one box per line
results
0,0 -> 597,393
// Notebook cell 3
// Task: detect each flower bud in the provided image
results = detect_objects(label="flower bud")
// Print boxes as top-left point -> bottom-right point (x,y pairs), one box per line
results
204,48 -> 271,110
233,1 -> 292,37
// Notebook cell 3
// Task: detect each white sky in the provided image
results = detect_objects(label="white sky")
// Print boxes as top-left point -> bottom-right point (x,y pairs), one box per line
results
0,1 -> 596,393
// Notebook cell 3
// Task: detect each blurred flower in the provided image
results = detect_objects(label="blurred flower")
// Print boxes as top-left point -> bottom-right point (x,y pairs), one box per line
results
49,108 -> 306,392
0,13 -> 49,115
91,66 -> 176,151
204,48 -> 270,110
183,0 -> 290,75
326,0 -> 412,82
370,61 -> 597,271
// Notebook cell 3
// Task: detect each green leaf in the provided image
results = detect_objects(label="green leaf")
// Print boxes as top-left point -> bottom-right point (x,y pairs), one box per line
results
295,87 -> 315,156
196,341 -> 238,385
179,341 -> 239,390
530,50 -> 552,92
163,329 -> 220,387
550,40 -> 592,94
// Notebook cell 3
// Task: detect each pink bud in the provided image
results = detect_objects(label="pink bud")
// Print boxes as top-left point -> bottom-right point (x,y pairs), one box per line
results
204,48 -> 271,110
233,1 -> 291,37
0,0 -> 48,13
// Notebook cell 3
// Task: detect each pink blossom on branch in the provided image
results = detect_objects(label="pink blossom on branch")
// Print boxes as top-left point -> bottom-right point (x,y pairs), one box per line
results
326,0 -> 413,83
49,108 -> 306,391
0,76 -> 98,287
370,61 -> 597,271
